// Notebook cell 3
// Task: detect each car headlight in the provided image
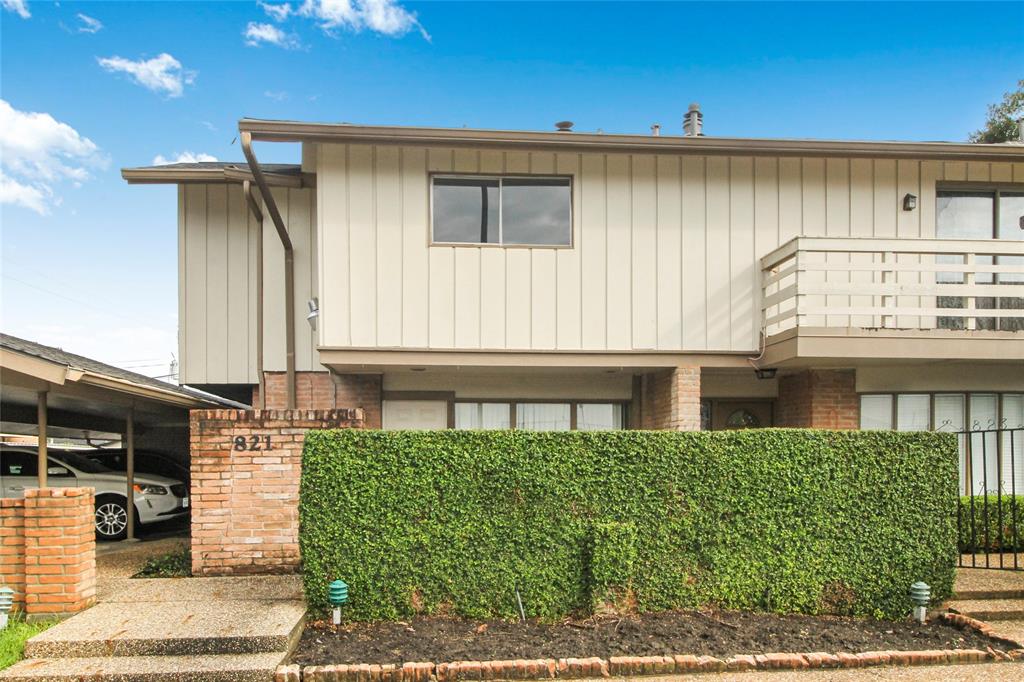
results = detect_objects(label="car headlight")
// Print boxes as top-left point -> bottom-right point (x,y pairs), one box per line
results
133,484 -> 168,495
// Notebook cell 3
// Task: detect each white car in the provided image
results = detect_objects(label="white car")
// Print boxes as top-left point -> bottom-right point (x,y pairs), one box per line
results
0,448 -> 189,541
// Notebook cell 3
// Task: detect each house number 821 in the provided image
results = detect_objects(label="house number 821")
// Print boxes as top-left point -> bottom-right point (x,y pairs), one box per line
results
233,435 -> 272,451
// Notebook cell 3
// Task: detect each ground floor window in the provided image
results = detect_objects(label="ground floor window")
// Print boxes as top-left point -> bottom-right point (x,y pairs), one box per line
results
860,392 -> 1024,494
454,401 -> 626,431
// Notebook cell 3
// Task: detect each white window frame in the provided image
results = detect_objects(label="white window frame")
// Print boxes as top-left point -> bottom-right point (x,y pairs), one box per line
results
429,174 -> 574,248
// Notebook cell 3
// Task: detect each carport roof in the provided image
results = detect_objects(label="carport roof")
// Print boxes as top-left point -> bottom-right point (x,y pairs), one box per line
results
0,333 -> 242,409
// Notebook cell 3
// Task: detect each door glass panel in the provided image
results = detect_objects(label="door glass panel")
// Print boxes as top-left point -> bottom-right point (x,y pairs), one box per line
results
997,193 -> 1024,330
576,404 -> 623,431
896,394 -> 930,431
936,191 -> 995,329
935,394 -> 967,493
516,403 -> 571,431
968,394 -> 999,494
860,395 -> 893,430
1001,395 -> 1024,495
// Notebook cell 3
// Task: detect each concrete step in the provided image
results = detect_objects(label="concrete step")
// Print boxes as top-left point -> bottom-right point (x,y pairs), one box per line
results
985,619 -> 1024,647
948,599 -> 1024,621
0,652 -> 284,682
955,589 -> 1024,600
23,600 -> 306,658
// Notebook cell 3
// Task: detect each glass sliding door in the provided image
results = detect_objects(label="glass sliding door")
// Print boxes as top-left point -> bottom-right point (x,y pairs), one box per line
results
968,394 -> 1000,494
936,191 -> 995,330
997,193 -> 1024,331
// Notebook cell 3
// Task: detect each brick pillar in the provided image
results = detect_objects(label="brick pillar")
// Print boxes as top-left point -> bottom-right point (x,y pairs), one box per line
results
190,408 -> 365,576
1,498 -> 26,613
256,372 -> 382,428
23,488 -> 96,617
776,369 -> 859,429
640,366 -> 702,431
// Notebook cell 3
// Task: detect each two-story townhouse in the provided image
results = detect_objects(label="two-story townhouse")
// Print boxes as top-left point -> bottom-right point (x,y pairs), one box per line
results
123,115 -> 1024,454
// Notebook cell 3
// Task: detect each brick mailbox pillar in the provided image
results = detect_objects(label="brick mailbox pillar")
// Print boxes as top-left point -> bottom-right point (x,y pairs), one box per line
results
190,408 -> 365,577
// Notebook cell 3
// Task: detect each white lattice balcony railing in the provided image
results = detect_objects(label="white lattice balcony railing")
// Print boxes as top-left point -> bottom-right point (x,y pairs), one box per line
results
760,237 -> 1024,336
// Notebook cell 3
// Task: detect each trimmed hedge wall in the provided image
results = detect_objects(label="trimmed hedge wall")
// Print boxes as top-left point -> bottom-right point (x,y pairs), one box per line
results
959,495 -> 1024,552
300,429 -> 958,621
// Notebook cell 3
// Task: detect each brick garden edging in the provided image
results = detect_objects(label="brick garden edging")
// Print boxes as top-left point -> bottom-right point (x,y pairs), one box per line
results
275,613 -> 1024,681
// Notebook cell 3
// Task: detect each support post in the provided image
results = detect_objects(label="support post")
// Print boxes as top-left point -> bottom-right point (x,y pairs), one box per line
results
126,409 -> 135,541
37,390 -> 48,488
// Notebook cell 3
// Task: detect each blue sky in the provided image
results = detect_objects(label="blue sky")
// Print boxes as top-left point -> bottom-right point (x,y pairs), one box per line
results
1,0 -> 1022,379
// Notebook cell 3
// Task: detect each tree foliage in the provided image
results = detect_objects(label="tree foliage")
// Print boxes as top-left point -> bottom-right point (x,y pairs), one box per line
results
970,79 -> 1024,143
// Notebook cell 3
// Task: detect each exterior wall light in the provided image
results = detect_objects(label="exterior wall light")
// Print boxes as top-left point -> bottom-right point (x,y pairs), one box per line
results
909,581 -> 930,624
754,368 -> 777,380
306,297 -> 320,330
903,193 -> 918,211
329,579 -> 349,625
0,586 -> 14,629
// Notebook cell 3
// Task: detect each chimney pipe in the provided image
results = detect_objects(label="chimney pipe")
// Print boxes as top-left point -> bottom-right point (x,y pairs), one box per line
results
651,124 -> 661,136
683,103 -> 703,137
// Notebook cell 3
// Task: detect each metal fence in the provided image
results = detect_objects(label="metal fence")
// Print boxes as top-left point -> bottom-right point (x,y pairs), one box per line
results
956,427 -> 1023,570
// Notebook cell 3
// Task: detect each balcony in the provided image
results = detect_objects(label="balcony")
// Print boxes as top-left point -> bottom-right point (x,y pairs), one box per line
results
760,237 -> 1024,365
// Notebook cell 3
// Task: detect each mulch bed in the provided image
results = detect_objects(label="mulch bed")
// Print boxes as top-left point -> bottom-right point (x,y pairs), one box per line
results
290,610 -> 1004,666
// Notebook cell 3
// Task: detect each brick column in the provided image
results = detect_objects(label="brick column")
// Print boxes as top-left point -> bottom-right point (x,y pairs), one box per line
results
190,408 -> 365,576
640,366 -> 702,431
256,372 -> 383,428
23,488 -> 96,617
1,499 -> 26,613
776,369 -> 859,429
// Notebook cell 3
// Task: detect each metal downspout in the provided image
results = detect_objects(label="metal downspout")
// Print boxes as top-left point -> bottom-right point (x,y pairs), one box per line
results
243,180 -> 266,409
241,132 -> 296,410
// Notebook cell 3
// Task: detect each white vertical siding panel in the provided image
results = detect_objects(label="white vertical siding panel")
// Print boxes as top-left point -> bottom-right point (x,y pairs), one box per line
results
530,249 -> 557,348
348,145 -> 377,347
896,160 -> 921,327
401,148 -> 429,347
375,146 -> 403,347
318,144 -> 350,348
873,160 -> 898,237
1014,163 -> 1024,182
799,158 -> 827,326
753,157 -> 779,343
605,155 -> 632,349
729,157 -> 755,350
246,203 -> 258,381
656,155 -> 682,350
427,149 -> 455,347
849,159 -> 874,327
479,151 -> 506,348
182,185 -> 206,382
505,249 -> 531,348
555,153 -> 581,349
967,162 -> 990,182
580,154 -> 607,349
285,189 -> 312,371
942,161 -> 967,182
825,158 -> 851,327
778,158 -> 802,242
205,184 -> 229,383
226,186 -> 250,382
680,156 -> 706,349
455,249 -> 482,347
920,161 -> 940,328
262,190 -> 286,371
705,156 -> 731,349
631,155 -> 658,349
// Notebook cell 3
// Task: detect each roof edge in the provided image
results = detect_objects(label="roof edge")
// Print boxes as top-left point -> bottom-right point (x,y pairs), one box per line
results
238,118 -> 1024,162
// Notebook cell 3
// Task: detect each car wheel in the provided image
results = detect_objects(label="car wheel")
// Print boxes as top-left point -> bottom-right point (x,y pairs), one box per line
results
94,496 -> 130,541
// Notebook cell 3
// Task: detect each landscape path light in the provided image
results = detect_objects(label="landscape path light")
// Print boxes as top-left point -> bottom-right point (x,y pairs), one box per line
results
909,581 -> 930,624
0,586 -> 14,630
329,579 -> 349,625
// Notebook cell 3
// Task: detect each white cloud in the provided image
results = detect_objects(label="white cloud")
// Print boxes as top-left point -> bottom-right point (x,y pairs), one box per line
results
260,1 -> 293,22
1,0 -> 30,19
0,99 -> 105,215
97,53 -> 195,98
152,151 -> 217,166
264,90 -> 289,101
297,0 -> 428,39
244,21 -> 301,49
76,13 -> 103,33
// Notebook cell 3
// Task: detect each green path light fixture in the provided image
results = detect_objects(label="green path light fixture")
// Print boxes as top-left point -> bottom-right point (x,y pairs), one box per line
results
329,579 -> 349,625
0,586 -> 14,630
909,581 -> 930,624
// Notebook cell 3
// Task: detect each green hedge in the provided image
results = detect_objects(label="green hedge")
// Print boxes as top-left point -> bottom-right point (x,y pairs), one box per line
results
959,495 -> 1024,552
300,429 -> 958,621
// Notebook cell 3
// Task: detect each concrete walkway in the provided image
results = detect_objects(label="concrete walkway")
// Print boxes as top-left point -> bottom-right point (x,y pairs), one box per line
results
2,539 -> 305,681
950,567 -> 1024,647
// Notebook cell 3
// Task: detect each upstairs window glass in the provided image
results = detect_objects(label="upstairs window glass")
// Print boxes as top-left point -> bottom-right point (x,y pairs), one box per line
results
432,176 -> 571,246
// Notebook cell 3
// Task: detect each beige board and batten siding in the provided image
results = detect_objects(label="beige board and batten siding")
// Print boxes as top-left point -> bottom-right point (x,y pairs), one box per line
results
316,143 -> 1024,354
179,183 -> 319,384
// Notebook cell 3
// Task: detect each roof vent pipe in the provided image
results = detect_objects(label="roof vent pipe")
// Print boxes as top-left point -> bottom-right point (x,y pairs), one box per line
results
555,121 -> 574,132
1019,117 -> 1024,143
683,103 -> 703,137
651,124 -> 661,136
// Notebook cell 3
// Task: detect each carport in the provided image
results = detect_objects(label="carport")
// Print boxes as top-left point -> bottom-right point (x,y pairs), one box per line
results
0,333 -> 240,540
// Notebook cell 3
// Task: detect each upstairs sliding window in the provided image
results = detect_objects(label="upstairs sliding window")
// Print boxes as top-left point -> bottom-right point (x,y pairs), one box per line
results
432,176 -> 572,246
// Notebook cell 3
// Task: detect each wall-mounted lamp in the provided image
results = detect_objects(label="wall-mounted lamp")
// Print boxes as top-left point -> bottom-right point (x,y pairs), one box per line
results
306,297 -> 319,330
754,368 -> 777,380
903,193 -> 918,211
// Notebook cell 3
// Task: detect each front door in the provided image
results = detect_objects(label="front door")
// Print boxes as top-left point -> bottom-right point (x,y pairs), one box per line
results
712,401 -> 774,430
382,400 -> 449,430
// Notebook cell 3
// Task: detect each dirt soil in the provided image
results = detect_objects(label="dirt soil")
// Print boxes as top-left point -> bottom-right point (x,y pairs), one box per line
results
291,611 -> 1008,666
